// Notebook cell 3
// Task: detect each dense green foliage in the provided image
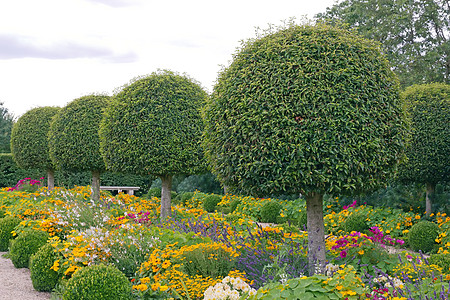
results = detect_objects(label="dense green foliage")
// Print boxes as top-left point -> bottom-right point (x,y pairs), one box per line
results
429,253 -> 450,273
398,83 -> 449,186
100,70 -> 208,218
0,102 -> 14,153
30,243 -> 60,291
100,70 -> 206,177
204,23 -> 406,197
0,153 -> 43,188
63,264 -> 133,300
0,216 -> 21,251
9,229 -> 49,268
260,201 -> 283,224
408,220 -> 439,253
48,95 -> 109,173
202,194 -> 222,212
342,213 -> 369,233
316,0 -> 450,87
11,107 -> 60,170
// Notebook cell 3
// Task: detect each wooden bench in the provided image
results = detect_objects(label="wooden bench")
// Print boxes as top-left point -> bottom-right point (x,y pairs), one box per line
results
100,186 -> 140,195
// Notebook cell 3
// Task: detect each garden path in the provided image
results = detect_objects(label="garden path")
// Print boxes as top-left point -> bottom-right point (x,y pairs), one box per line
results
0,252 -> 51,300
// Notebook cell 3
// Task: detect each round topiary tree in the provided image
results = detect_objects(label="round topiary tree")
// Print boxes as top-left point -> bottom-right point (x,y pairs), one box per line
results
398,83 -> 449,216
408,220 -> 439,253
48,95 -> 109,201
203,23 -> 407,274
100,70 -> 207,219
29,243 -> 61,292
11,107 -> 60,190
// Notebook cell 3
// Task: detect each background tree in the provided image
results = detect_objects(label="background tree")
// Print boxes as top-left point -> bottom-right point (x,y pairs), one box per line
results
0,102 -> 14,153
11,107 -> 60,189
397,83 -> 449,216
316,0 -> 450,87
100,70 -> 207,219
48,95 -> 109,200
203,23 -> 407,274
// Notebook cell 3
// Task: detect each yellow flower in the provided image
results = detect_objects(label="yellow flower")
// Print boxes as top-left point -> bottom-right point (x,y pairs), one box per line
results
336,285 -> 343,290
358,250 -> 365,255
415,215 -> 421,220
160,285 -> 169,292
162,260 -> 171,269
140,277 -> 151,284
50,259 -> 60,271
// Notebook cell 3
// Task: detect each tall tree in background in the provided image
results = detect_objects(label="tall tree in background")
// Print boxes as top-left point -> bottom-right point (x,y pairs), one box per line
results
398,83 -> 449,216
48,95 -> 109,201
11,107 -> 60,190
316,0 -> 450,87
0,102 -> 14,153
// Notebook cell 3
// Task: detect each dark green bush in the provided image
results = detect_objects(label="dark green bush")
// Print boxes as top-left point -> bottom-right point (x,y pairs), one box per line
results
30,243 -> 60,291
9,229 -> 49,268
260,201 -> 282,223
0,216 -> 21,251
296,210 -> 308,230
0,154 -> 43,188
342,213 -> 369,233
181,244 -> 235,279
63,264 -> 133,300
203,194 -> 222,212
146,187 -> 162,198
408,220 -> 439,253
429,253 -> 450,273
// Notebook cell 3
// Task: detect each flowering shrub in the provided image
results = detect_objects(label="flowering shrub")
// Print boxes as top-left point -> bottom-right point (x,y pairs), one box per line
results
204,276 -> 257,299
8,177 -> 43,192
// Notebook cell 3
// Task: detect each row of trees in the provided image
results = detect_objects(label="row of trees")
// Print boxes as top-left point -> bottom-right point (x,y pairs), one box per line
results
9,22 -> 449,274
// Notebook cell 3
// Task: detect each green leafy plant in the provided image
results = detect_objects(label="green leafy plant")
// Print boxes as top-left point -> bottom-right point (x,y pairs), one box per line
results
0,216 -> 21,251
260,201 -> 282,224
29,243 -> 61,292
429,253 -> 450,273
63,264 -> 133,300
9,229 -> 49,268
342,212 -> 369,233
408,220 -> 439,253
180,243 -> 236,279
202,194 -> 222,213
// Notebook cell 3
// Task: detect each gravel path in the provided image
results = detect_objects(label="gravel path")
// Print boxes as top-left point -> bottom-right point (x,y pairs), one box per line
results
0,252 -> 51,300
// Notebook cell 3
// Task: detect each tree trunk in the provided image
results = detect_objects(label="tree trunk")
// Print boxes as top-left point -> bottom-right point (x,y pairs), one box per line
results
91,170 -> 101,202
160,175 -> 173,219
306,192 -> 326,275
425,182 -> 435,217
47,169 -> 55,190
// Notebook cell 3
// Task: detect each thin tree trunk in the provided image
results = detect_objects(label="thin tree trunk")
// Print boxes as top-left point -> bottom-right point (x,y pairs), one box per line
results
47,169 -> 55,190
426,182 -> 435,217
91,170 -> 101,202
160,175 -> 173,219
306,192 -> 326,275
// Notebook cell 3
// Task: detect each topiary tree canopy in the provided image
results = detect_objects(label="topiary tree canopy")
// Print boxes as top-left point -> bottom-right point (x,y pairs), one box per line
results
203,23 -> 407,274
11,106 -> 60,189
398,83 -> 449,216
48,95 -> 109,200
100,70 -> 207,219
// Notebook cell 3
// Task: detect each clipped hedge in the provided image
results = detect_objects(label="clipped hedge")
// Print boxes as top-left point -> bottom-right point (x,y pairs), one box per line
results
0,153 -> 43,188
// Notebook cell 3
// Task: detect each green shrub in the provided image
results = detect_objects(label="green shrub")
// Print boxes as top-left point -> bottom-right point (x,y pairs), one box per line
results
180,192 -> 195,206
181,244 -> 235,279
203,194 -> 222,212
429,253 -> 450,273
230,199 -> 241,213
146,187 -> 162,198
0,216 -> 21,251
30,243 -> 60,291
0,210 -> 5,218
9,229 -> 49,268
408,220 -> 439,253
342,213 -> 369,233
260,201 -> 282,223
63,264 -> 132,300
225,213 -> 241,224
295,210 -> 308,230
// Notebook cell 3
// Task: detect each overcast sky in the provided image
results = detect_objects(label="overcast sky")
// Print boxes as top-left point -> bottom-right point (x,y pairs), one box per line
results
0,0 -> 337,118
